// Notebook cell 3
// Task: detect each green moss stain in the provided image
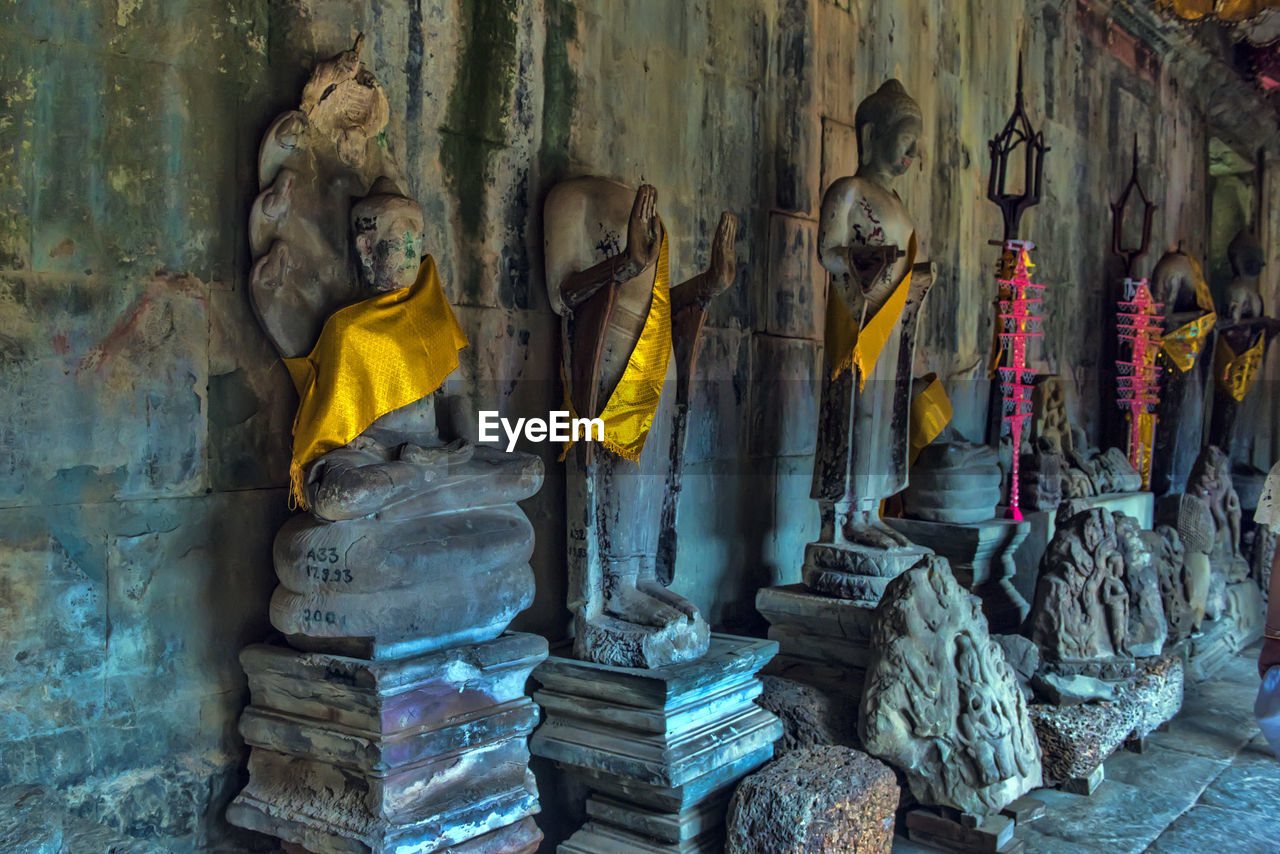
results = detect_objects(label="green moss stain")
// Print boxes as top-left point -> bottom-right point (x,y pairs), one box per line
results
441,0 -> 520,301
539,0 -> 577,182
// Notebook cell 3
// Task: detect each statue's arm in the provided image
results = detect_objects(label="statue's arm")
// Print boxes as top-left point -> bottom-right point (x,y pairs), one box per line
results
558,184 -> 663,312
818,178 -> 900,308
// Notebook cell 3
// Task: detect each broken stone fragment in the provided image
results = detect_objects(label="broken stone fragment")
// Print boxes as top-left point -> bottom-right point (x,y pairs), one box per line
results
725,746 -> 898,854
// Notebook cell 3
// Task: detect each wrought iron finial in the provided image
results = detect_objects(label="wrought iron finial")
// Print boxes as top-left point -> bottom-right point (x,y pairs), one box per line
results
1110,135 -> 1157,277
987,52 -> 1050,243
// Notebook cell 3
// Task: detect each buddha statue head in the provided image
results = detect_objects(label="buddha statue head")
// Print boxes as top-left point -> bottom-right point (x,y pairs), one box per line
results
351,178 -> 425,294
855,79 -> 923,183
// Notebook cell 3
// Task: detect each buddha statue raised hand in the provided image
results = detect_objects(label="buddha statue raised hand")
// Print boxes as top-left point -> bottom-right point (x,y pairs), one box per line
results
545,178 -> 737,668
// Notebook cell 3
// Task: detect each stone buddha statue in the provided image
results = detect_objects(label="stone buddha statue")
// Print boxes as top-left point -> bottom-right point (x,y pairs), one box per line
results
805,79 -> 937,599
1149,248 -> 1216,496
1209,230 -> 1278,452
544,179 -> 737,668
247,37 -> 542,657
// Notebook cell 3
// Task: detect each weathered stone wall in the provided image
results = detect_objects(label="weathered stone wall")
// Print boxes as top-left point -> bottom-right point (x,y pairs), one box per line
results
0,0 -> 1276,849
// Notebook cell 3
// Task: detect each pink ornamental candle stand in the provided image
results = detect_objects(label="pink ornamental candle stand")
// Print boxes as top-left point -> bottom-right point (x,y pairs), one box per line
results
998,239 -> 1044,522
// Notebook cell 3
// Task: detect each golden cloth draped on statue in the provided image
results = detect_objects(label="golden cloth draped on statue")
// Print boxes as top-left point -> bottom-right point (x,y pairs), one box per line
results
560,233 -> 672,462
282,255 -> 468,507
825,232 -> 919,389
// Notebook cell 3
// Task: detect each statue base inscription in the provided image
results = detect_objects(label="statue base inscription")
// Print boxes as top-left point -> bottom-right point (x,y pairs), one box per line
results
886,517 -> 1031,633
531,635 -> 782,853
226,633 -> 548,854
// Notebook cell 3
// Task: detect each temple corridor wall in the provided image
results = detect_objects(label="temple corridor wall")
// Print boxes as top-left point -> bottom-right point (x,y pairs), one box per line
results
0,0 -> 1276,848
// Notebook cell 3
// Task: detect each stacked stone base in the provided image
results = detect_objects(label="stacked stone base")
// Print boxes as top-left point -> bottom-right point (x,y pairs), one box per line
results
886,517 -> 1031,633
531,635 -> 782,853
227,632 -> 548,854
1030,654 -> 1183,786
756,584 -> 875,713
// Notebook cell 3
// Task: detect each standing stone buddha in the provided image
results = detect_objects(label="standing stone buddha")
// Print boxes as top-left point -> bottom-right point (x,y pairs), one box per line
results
805,79 -> 938,600
544,179 -> 738,668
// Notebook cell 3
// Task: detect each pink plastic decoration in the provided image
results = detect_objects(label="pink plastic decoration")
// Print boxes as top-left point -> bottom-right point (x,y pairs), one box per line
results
997,240 -> 1044,522
1115,277 -> 1163,488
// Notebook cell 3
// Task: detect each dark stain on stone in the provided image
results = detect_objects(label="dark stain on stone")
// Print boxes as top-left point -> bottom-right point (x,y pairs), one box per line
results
539,0 -> 578,184
441,0 -> 520,303
209,368 -> 259,428
404,0 -> 425,184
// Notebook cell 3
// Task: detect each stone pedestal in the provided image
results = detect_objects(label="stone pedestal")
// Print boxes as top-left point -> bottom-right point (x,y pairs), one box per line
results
227,633 -> 548,854
531,635 -> 782,853
756,584 -> 876,709
801,540 -> 930,603
886,517 -> 1031,632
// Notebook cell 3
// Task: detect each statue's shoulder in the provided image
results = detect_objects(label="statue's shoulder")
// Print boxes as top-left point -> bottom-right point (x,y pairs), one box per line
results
821,175 -> 865,209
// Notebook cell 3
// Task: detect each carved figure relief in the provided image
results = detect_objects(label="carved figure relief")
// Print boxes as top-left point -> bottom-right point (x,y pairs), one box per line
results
1027,508 -> 1131,668
1188,445 -> 1248,581
860,556 -> 1042,815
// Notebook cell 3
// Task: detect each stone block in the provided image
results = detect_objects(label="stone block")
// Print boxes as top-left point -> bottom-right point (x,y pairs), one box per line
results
682,328 -> 749,466
904,809 -> 1023,853
760,212 -> 823,340
820,117 -> 858,196
1030,655 -> 1183,785
886,516 -> 1030,632
532,635 -> 781,847
756,675 -> 855,753
725,746 -> 897,853
228,633 -> 548,854
749,334 -> 820,458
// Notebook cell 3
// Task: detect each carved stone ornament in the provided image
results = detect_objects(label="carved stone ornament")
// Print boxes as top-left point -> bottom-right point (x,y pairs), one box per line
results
1028,508 -> 1132,671
860,556 -> 1042,816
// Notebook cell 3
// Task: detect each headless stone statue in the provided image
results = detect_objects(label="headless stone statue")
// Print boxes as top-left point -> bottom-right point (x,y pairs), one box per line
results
544,178 -> 737,668
248,38 -> 542,657
1149,249 -> 1216,496
1209,231 -> 1278,453
805,79 -> 938,600
1188,445 -> 1248,583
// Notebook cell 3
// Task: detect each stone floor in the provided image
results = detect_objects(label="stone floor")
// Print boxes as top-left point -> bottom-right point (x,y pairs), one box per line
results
895,646 -> 1280,854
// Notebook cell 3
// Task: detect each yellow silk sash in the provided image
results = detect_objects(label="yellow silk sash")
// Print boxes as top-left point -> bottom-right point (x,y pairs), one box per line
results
282,255 -> 468,508
1215,334 -> 1265,402
562,234 -> 671,462
908,373 -> 953,465
1136,410 -> 1156,489
825,232 -> 918,390
1160,255 -> 1217,372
